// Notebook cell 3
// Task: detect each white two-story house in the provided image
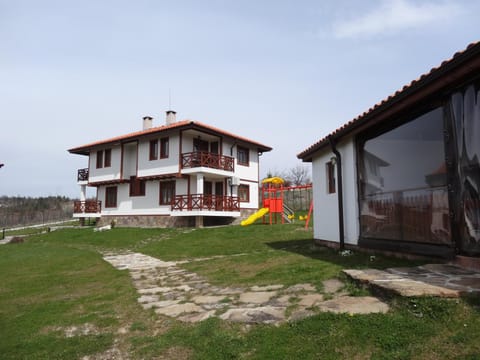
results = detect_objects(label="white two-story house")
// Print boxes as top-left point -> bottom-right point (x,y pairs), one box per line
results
68,111 -> 272,227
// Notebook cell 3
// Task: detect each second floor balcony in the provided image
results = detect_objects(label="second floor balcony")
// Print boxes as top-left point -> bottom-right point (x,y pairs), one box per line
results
181,152 -> 234,172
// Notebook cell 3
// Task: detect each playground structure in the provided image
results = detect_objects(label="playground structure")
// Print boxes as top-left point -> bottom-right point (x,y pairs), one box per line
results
241,177 -> 313,226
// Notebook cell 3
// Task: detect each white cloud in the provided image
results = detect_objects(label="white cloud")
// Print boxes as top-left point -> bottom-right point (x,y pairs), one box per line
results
332,0 -> 462,39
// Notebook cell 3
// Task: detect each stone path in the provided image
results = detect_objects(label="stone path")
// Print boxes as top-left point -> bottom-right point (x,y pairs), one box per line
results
344,264 -> 480,297
103,252 -> 389,325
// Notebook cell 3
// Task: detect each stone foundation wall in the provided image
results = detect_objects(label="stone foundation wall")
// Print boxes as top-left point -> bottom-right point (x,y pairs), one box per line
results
96,209 -> 258,228
97,215 -> 194,228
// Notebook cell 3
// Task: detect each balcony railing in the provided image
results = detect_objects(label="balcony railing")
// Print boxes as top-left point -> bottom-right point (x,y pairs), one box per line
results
181,152 -> 234,172
172,194 -> 240,212
74,200 -> 102,214
77,168 -> 89,182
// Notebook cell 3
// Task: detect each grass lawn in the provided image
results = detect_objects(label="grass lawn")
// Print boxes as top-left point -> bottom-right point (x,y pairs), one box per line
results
0,223 -> 479,359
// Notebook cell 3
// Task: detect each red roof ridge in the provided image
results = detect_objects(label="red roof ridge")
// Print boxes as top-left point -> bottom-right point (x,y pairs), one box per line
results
69,119 -> 272,154
68,120 -> 191,153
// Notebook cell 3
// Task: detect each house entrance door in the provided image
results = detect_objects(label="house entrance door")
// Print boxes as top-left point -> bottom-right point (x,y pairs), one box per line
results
204,181 -> 213,210
215,182 -> 224,210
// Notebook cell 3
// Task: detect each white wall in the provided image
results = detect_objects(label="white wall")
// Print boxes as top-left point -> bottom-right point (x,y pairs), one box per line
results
98,181 -> 171,216
88,146 -> 122,183
234,146 -> 259,182
243,181 -> 259,209
122,142 -> 137,179
137,136 -> 180,177
311,137 -> 359,245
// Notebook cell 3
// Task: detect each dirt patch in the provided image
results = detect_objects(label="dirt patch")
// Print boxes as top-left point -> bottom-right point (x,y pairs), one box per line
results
8,236 -> 25,244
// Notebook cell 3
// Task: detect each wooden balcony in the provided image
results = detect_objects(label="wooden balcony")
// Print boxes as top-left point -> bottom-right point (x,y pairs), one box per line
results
77,168 -> 89,182
172,194 -> 240,212
73,200 -> 102,214
181,152 -> 234,172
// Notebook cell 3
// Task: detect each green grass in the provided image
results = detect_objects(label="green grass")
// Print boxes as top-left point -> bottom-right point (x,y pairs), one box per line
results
1,223 -> 479,359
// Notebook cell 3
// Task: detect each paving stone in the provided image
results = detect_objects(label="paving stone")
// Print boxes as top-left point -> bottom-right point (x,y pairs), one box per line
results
178,310 -> 216,323
239,291 -> 276,304
155,303 -> 203,317
422,264 -> 474,275
288,309 -> 316,322
318,296 -> 389,315
298,293 -> 324,307
175,284 -> 194,292
192,295 -> 226,304
322,279 -> 344,293
450,278 -> 480,288
284,283 -> 316,293
216,287 -> 245,295
138,287 -> 173,294
150,300 -> 180,308
137,295 -> 159,303
272,295 -> 292,306
250,285 -> 284,292
220,306 -> 285,324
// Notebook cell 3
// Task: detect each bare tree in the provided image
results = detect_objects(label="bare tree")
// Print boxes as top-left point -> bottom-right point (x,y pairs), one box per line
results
285,164 -> 311,186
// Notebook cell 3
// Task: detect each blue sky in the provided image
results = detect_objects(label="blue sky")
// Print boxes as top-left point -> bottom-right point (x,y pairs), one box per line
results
1,0 -> 478,198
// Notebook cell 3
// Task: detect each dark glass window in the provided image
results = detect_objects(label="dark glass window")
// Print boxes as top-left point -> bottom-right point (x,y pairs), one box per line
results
104,149 -> 111,167
149,140 -> 158,160
160,137 -> 169,158
238,184 -> 249,202
105,186 -> 117,208
326,161 -> 336,194
237,146 -> 249,166
96,150 -> 103,169
129,176 -> 146,197
160,181 -> 175,205
359,107 -> 450,245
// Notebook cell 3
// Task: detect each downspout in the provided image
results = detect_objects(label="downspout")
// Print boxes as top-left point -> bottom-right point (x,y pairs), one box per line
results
328,136 -> 345,251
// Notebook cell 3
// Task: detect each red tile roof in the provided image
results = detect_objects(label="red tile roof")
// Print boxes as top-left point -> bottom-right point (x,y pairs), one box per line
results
69,119 -> 272,155
297,41 -> 480,161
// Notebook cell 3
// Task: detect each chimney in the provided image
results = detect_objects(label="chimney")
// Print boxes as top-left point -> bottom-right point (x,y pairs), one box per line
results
143,116 -> 153,130
166,110 -> 176,125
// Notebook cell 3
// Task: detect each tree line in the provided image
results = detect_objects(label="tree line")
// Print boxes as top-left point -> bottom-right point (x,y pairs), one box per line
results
0,196 -> 73,228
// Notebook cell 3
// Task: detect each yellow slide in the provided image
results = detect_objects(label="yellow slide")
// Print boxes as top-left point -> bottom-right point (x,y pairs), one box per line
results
241,207 -> 269,226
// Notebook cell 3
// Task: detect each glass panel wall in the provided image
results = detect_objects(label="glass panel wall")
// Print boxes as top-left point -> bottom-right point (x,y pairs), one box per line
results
359,107 -> 451,245
450,84 -> 480,254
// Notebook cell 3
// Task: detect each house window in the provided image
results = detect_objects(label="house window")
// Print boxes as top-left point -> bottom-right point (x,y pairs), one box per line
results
326,161 -> 336,194
104,149 -> 111,167
149,140 -> 158,160
160,181 -> 175,205
160,137 -> 169,158
238,184 -> 250,202
237,146 -> 249,166
105,186 -> 117,208
96,149 -> 111,168
96,150 -> 103,169
129,176 -> 146,197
